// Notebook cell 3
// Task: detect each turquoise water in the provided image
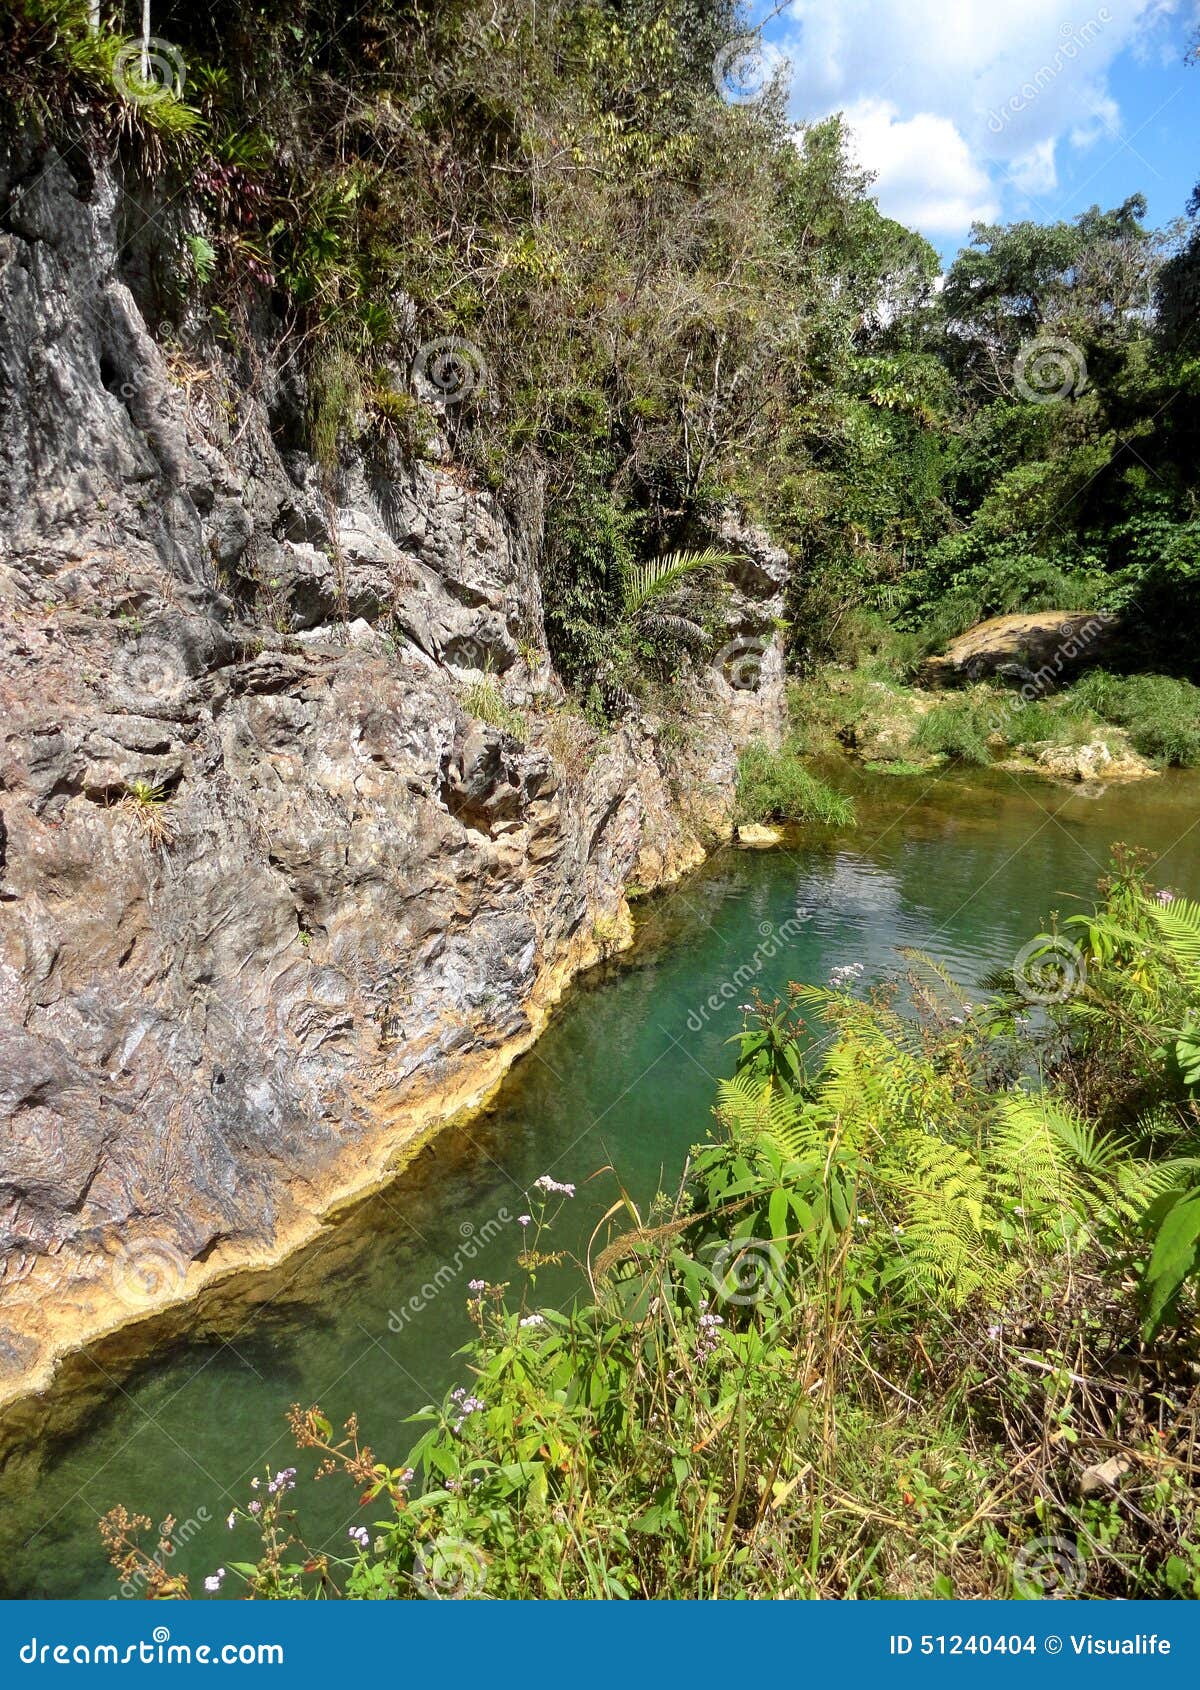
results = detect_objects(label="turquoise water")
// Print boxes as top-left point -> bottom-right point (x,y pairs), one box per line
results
2,764 -> 1197,1598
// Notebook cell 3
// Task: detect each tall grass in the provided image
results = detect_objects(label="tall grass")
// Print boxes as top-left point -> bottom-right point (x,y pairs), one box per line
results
735,741 -> 856,827
1072,671 -> 1200,766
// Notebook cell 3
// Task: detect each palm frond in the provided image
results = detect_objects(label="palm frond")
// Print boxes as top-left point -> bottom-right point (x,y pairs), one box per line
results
621,547 -> 740,618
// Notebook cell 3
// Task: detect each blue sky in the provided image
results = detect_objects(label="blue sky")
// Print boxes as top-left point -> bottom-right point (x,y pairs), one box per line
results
754,0 -> 1200,264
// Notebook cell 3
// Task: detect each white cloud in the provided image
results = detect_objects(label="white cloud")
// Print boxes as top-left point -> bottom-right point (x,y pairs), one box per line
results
774,0 -> 1170,240
840,100 -> 998,234
1009,137 -> 1059,196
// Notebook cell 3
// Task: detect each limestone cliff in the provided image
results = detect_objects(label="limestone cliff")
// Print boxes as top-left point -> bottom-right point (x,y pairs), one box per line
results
0,148 -> 786,1404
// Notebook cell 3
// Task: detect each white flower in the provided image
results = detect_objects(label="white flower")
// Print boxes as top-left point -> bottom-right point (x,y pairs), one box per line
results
519,1313 -> 545,1328
204,1568 -> 226,1593
226,1510 -> 236,1530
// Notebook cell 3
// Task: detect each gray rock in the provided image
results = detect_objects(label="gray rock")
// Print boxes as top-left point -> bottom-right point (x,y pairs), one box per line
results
0,148 -> 788,1401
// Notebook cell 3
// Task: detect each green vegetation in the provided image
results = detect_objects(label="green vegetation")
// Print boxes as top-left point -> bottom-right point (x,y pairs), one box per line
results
116,779 -> 175,845
1073,672 -> 1200,768
4,2 -> 1196,716
734,741 -> 856,828
107,854 -> 1200,1598
460,676 -> 527,743
784,666 -> 1200,776
909,697 -> 994,767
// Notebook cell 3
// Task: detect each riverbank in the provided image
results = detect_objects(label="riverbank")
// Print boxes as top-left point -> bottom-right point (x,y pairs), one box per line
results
98,820 -> 1200,1601
782,665 -> 1200,787
5,764 -> 1199,1597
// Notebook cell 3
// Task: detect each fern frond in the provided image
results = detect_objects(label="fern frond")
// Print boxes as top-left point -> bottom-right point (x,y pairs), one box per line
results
1151,898 -> 1200,979
716,1071 -> 819,1160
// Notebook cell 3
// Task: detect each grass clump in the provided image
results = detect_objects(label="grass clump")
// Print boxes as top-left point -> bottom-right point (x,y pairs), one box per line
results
117,780 -> 175,846
910,697 -> 994,766
460,677 -> 526,742
1072,671 -> 1200,767
735,741 -> 856,827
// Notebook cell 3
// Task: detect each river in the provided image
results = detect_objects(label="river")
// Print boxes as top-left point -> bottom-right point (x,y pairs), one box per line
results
2,761 -> 1196,1597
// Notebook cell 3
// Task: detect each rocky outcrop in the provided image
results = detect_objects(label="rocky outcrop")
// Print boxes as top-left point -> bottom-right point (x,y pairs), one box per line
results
920,611 -> 1120,688
0,149 -> 786,1405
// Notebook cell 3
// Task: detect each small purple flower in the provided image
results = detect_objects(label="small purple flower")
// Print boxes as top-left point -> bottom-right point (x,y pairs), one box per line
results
468,1278 -> 486,1292
1157,888 -> 1177,905
449,1386 -> 486,1432
533,1174 -> 575,1198
348,1525 -> 370,1550
517,1214 -> 531,1227
248,1501 -> 261,1515
267,1466 -> 297,1496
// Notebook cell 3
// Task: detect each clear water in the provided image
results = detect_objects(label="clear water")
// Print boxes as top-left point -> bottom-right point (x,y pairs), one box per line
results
2,763 -> 1197,1598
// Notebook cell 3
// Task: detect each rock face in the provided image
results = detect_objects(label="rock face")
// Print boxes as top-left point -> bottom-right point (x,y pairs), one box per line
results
920,611 -> 1120,688
0,150 -> 786,1404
